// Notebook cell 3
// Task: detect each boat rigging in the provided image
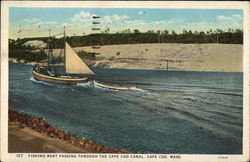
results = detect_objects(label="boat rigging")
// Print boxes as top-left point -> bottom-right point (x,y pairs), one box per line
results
33,27 -> 94,84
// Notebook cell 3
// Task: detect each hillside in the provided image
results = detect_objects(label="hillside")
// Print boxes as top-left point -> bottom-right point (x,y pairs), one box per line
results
73,43 -> 242,72
9,40 -> 242,72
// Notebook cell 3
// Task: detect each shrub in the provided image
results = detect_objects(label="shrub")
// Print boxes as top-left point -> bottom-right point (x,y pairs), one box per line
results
77,50 -> 96,60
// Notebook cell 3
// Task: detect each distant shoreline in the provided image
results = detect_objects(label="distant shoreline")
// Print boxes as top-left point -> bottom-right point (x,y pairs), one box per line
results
8,60 -> 242,73
9,42 -> 243,72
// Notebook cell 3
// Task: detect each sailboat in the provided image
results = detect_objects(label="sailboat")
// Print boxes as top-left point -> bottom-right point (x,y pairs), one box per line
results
33,28 -> 94,84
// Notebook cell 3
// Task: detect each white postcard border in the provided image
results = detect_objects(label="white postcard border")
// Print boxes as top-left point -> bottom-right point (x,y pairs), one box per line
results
1,1 -> 249,162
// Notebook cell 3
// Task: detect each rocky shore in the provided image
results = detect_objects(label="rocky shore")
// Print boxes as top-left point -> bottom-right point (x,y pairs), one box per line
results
9,109 -> 128,153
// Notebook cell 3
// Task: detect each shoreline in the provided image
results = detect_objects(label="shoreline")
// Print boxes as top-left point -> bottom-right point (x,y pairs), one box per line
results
9,43 -> 243,72
9,60 -> 242,73
9,109 -> 129,153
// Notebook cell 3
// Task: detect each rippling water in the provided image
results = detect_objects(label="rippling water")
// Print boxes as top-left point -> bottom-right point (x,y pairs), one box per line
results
9,62 -> 243,154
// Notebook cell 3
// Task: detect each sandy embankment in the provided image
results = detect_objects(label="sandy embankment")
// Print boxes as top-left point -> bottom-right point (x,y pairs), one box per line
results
73,43 -> 242,72
10,43 -> 242,72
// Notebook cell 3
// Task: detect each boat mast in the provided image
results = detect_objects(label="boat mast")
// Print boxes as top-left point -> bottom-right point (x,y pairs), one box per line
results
47,29 -> 51,70
63,26 -> 66,74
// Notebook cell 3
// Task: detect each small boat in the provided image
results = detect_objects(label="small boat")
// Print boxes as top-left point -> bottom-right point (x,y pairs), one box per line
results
93,80 -> 136,90
33,28 -> 94,85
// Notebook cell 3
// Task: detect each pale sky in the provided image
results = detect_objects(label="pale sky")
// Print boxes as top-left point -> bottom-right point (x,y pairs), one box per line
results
9,8 -> 243,39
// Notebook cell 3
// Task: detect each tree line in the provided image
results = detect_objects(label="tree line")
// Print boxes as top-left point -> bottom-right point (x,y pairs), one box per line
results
9,28 -> 243,62
9,40 -> 47,63
52,28 -> 243,48
12,28 -> 243,48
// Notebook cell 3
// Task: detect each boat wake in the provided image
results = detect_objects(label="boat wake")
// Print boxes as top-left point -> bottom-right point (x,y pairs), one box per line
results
30,77 -> 51,86
30,77 -> 150,94
30,77 -> 66,88
130,86 -> 148,93
75,82 -> 92,88
76,81 -> 118,91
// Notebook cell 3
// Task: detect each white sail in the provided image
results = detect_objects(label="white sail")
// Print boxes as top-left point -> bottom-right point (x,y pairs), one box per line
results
65,42 -> 94,74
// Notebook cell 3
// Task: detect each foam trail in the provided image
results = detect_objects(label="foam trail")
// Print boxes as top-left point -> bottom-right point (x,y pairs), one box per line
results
130,87 -> 148,92
30,77 -> 66,88
30,77 -> 51,86
129,86 -> 156,95
76,81 -> 92,88
76,81 -> 117,91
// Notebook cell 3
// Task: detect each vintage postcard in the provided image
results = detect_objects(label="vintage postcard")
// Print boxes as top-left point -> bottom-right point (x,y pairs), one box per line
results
1,1 -> 249,162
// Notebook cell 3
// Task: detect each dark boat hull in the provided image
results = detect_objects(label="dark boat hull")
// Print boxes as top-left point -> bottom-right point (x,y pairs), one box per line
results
33,70 -> 88,85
